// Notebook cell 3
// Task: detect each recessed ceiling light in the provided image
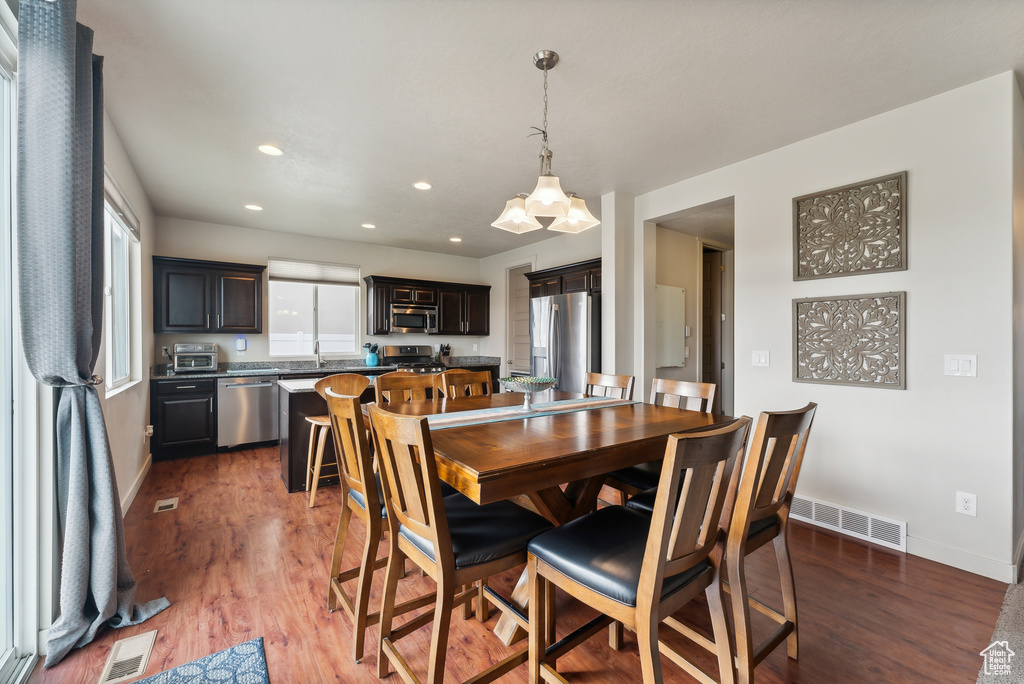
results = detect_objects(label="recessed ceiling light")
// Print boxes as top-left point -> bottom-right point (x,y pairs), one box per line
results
449,237 -> 462,243
413,182 -> 432,190
362,223 -> 376,229
245,204 -> 263,211
257,144 -> 283,156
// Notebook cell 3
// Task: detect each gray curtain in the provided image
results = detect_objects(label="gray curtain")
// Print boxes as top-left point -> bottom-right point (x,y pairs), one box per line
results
18,0 -> 168,668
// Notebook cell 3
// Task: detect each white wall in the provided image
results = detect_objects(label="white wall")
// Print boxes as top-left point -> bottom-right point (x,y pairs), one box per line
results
96,111 -> 155,514
153,218 -> 488,363
476,229 -> 601,362
1012,75 -> 1024,571
633,72 -> 1018,580
654,227 -> 701,384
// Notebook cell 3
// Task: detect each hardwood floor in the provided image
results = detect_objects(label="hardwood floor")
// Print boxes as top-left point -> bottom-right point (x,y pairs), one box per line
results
31,446 -> 1005,683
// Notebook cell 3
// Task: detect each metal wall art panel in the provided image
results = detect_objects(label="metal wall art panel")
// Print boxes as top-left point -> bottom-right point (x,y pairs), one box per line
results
793,292 -> 905,389
793,172 -> 907,280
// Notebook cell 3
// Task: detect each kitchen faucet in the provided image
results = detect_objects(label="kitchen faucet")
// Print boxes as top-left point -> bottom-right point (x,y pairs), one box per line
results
314,339 -> 324,368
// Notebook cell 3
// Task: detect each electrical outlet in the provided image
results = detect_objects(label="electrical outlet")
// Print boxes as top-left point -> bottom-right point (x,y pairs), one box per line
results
955,491 -> 977,517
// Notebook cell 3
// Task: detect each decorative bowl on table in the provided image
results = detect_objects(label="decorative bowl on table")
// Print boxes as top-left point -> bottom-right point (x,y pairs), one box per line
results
499,377 -> 557,411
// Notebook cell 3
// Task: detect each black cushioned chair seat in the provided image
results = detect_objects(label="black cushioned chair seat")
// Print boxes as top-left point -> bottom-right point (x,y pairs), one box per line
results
400,496 -> 553,569
528,506 -> 709,607
606,461 -> 662,491
350,474 -> 459,516
626,491 -> 779,541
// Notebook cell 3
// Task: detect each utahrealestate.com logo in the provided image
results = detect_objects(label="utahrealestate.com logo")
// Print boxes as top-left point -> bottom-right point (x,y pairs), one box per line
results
981,641 -> 1015,676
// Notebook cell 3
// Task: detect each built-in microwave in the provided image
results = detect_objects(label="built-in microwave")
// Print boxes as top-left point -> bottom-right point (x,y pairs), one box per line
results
390,303 -> 438,334
172,343 -> 219,372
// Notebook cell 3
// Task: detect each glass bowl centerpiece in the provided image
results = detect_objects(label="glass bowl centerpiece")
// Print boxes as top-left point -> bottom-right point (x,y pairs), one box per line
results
499,376 -> 557,411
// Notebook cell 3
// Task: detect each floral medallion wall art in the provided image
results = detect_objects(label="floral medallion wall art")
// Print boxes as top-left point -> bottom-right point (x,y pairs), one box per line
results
793,292 -> 905,389
794,172 -> 907,280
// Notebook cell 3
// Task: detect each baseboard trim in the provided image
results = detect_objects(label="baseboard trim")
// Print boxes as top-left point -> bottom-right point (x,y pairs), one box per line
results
908,535 -> 1014,582
121,454 -> 151,517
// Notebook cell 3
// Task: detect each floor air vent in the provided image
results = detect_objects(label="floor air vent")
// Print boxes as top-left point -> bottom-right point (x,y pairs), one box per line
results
790,495 -> 906,552
97,629 -> 157,684
153,497 -> 178,513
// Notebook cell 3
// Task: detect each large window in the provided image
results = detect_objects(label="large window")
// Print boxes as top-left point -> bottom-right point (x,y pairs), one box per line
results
102,173 -> 140,391
267,259 -> 360,357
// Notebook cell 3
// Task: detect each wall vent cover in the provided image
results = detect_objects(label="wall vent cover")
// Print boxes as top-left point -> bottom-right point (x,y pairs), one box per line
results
153,497 -> 178,513
790,494 -> 906,552
97,629 -> 157,684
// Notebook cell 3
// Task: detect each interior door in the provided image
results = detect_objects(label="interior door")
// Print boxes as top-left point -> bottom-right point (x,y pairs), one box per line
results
508,266 -> 532,374
702,249 -> 723,414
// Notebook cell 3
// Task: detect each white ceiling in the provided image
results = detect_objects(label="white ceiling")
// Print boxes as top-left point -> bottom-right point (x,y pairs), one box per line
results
74,0 -> 1024,258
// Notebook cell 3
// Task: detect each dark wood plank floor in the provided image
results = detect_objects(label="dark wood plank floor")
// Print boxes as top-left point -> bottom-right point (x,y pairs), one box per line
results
31,446 -> 1006,683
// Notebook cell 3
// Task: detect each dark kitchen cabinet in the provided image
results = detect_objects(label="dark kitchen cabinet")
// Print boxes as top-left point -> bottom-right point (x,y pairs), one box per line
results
153,256 -> 264,334
151,378 -> 217,460
526,258 -> 601,299
364,275 -> 490,336
438,285 -> 490,336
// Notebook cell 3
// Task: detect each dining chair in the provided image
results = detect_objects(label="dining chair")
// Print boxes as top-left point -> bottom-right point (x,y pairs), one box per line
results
374,370 -> 435,404
369,405 -> 554,684
527,417 -> 751,684
324,387 -> 438,663
435,368 -> 493,399
305,374 -> 370,508
604,379 -> 717,506
721,402 -> 817,684
584,371 -> 636,400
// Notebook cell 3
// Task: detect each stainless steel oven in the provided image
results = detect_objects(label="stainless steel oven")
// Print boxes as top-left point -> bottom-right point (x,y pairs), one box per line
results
390,303 -> 438,334
172,343 -> 219,372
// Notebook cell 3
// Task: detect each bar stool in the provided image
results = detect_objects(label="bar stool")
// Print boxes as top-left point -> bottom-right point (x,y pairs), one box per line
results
305,374 -> 369,508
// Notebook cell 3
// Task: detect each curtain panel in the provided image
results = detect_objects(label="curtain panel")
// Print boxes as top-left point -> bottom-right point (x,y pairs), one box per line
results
17,0 -> 167,667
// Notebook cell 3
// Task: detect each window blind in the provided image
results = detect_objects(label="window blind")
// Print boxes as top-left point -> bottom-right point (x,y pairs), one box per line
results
267,257 -> 361,285
103,167 -> 141,241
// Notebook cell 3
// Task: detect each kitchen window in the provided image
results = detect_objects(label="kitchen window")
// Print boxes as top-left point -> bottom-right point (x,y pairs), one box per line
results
102,172 -> 140,391
267,258 -> 360,357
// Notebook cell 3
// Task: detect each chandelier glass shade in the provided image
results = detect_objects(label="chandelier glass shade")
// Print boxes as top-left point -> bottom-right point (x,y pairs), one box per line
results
493,50 -> 598,234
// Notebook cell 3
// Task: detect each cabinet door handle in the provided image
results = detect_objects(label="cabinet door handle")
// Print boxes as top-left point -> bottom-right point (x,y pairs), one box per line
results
217,314 -> 221,329
206,314 -> 210,328
209,397 -> 213,413
176,385 -> 197,389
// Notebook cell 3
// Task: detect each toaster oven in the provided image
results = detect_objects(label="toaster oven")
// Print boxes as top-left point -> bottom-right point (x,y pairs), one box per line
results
172,343 -> 219,372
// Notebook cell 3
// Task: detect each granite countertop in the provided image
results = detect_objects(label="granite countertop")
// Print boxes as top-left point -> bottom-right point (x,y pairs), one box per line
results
152,356 -> 500,381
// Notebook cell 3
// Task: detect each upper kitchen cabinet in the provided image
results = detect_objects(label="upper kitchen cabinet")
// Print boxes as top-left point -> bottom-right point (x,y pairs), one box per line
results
154,256 -> 265,334
526,258 -> 601,298
364,275 -> 490,335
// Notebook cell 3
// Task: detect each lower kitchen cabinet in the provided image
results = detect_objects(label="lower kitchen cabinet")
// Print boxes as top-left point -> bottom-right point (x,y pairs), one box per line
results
151,378 -> 217,460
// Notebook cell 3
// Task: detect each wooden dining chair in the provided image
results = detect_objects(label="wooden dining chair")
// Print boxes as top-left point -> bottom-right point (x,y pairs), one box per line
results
374,370 -> 435,404
305,374 -> 370,508
604,379 -> 717,506
369,405 -> 554,684
435,369 -> 492,399
324,387 -> 438,663
721,403 -> 817,684
584,371 -> 636,400
527,417 -> 751,684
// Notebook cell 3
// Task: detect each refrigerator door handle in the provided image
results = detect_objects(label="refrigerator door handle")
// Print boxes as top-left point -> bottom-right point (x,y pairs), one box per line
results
550,303 -> 560,381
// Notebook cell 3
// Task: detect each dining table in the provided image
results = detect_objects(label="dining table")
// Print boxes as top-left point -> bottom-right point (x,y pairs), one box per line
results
371,389 -> 737,644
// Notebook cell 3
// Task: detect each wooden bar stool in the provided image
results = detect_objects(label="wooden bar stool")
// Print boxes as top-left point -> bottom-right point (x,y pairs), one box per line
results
305,374 -> 369,508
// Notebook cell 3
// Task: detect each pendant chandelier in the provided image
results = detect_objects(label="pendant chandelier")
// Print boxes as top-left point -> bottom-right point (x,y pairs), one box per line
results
492,50 -> 600,234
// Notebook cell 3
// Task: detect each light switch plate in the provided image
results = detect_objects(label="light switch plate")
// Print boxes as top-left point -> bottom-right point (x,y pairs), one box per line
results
944,354 -> 977,377
752,350 -> 770,367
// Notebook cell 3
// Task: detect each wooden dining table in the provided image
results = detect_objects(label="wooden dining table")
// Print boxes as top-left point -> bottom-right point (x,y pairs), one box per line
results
372,389 -> 737,644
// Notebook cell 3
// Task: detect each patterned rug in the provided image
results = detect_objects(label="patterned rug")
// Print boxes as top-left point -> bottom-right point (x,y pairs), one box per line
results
978,584 -> 1024,683
137,637 -> 269,684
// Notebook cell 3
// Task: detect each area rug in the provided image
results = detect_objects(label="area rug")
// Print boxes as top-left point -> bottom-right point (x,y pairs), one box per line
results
979,584 -> 1024,683
137,637 -> 269,684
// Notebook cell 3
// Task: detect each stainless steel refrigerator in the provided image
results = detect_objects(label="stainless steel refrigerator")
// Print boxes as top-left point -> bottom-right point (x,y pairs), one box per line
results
530,292 -> 601,392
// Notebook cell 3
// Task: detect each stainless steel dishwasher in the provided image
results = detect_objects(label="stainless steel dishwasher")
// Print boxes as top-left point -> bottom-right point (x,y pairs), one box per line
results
217,376 -> 280,447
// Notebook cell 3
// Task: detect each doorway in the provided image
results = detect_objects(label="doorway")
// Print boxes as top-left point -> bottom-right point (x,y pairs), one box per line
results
506,265 -> 532,375
702,248 -> 724,415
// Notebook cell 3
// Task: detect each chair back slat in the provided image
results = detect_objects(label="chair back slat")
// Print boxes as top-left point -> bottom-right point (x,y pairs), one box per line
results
315,373 -> 370,400
369,405 -> 450,552
375,371 -> 435,404
324,388 -> 374,506
584,372 -> 635,400
640,418 -> 750,597
436,369 -> 492,399
649,378 -> 716,412
729,404 -> 817,539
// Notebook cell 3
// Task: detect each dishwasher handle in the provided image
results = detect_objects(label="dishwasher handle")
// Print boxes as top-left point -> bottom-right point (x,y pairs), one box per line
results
221,381 -> 275,389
